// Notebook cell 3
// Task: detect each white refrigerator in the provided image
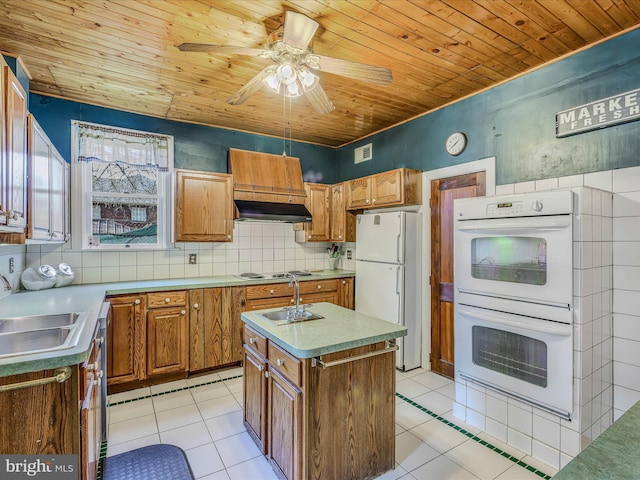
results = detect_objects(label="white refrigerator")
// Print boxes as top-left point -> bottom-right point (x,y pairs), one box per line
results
355,211 -> 422,371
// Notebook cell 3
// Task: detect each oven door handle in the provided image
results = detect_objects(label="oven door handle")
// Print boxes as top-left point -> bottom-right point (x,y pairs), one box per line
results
455,216 -> 571,232
457,305 -> 572,336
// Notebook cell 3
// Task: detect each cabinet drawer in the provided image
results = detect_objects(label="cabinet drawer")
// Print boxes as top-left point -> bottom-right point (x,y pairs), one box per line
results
299,279 -> 338,295
244,325 -> 267,357
268,342 -> 302,387
147,290 -> 188,308
245,283 -> 292,300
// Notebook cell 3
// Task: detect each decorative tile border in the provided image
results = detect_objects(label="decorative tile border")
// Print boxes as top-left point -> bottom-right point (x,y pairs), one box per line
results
395,392 -> 552,479
104,375 -> 550,479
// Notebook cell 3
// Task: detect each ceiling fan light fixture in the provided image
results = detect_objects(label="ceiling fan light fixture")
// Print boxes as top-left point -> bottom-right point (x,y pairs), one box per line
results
298,67 -> 318,90
276,62 -> 297,85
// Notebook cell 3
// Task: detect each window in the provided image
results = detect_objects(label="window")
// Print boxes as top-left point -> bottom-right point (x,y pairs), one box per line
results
71,121 -> 173,249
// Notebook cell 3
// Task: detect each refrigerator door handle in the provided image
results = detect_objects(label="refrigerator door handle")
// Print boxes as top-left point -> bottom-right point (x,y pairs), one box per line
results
396,234 -> 401,263
396,266 -> 401,295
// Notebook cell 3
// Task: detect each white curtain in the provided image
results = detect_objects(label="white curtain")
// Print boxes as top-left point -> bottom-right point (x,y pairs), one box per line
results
75,122 -> 169,171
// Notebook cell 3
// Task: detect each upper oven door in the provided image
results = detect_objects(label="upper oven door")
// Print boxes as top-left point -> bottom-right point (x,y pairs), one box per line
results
454,213 -> 573,309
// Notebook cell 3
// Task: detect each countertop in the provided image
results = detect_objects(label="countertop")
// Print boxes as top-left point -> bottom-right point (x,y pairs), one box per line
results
553,400 -> 640,479
0,269 -> 354,377
241,302 -> 407,358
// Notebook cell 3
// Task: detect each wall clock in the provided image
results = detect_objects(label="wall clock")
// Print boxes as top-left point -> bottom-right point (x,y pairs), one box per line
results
445,132 -> 467,156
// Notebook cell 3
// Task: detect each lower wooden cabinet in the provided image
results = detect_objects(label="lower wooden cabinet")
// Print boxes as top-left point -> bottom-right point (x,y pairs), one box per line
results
243,325 -> 396,480
189,286 -> 244,372
0,327 -> 104,480
107,293 -> 146,388
338,277 -> 355,309
146,305 -> 189,377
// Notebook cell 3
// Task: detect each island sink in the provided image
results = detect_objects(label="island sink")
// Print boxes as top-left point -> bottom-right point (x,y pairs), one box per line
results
259,309 -> 324,326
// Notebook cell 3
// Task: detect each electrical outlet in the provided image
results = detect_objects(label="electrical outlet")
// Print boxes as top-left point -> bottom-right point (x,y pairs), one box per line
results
346,249 -> 352,260
188,253 -> 197,264
9,257 -> 14,273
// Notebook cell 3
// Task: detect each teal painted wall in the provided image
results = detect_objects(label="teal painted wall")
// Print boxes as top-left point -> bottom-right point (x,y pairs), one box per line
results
336,28 -> 640,185
27,28 -> 640,187
28,95 -> 338,183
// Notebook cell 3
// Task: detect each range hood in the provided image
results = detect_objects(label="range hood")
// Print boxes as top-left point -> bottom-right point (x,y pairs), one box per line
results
229,148 -> 312,223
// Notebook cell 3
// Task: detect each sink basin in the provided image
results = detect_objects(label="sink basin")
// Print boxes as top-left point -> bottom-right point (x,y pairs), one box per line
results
260,309 -> 324,326
0,313 -> 80,334
0,312 -> 87,358
0,327 -> 78,357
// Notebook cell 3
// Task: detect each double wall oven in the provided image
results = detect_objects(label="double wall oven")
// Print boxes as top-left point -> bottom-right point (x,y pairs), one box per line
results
454,191 -> 574,419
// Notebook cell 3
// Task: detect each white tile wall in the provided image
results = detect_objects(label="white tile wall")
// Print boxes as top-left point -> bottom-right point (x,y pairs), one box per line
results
11,221 -> 355,285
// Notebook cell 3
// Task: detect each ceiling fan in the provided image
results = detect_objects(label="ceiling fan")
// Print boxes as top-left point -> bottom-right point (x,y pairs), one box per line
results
178,11 -> 393,114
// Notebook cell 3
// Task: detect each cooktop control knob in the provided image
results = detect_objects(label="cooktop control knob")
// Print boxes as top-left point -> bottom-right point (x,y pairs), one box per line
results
532,200 -> 543,212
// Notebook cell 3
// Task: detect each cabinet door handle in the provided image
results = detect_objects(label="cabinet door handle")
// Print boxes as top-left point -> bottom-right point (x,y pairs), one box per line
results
276,358 -> 285,366
317,285 -> 322,290
193,303 -> 199,309
372,198 -> 376,203
265,371 -> 270,378
290,299 -> 294,304
270,289 -> 275,295
96,370 -> 104,379
342,280 -> 346,285
249,337 -> 256,344
135,299 -> 141,305
258,364 -> 263,372
165,297 -> 171,303
181,310 -> 186,315
86,361 -> 99,371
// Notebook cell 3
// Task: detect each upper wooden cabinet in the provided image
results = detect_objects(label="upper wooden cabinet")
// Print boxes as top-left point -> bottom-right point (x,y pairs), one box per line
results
346,168 -> 422,210
27,114 -> 69,242
330,182 -> 356,242
298,183 -> 330,242
175,169 -> 234,242
0,64 -> 27,234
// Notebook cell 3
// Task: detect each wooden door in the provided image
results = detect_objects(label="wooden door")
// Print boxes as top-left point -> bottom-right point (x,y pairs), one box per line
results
4,65 -> 27,229
338,277 -> 354,309
330,183 -> 356,242
346,177 -> 371,209
107,294 -> 146,388
146,306 -> 189,377
302,183 -> 330,242
175,169 -> 233,242
243,347 -> 268,454
268,369 -> 302,480
430,172 -> 485,378
372,169 -> 403,207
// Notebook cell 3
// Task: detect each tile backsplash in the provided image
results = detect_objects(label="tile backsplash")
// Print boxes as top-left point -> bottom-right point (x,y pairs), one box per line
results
17,222 -> 355,285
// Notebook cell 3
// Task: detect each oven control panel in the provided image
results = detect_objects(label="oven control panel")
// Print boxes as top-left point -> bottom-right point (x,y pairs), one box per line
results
455,190 -> 573,220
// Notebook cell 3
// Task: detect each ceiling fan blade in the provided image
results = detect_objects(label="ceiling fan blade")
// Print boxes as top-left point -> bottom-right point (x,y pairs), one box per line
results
283,11 -> 319,50
312,54 -> 393,86
227,67 -> 275,105
178,43 -> 269,57
304,83 -> 335,115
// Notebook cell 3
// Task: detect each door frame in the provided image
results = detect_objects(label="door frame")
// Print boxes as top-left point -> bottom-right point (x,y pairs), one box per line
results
419,157 -> 496,370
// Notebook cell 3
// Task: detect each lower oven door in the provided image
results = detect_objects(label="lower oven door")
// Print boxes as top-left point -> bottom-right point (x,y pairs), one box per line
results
455,304 -> 573,419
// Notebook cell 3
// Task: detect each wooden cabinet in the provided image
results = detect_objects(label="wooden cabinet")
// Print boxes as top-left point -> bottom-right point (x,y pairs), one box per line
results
175,169 -> 233,242
338,277 -> 355,309
0,63 -> 27,236
189,286 -> 244,372
244,278 -> 344,311
346,168 -> 422,210
0,326 -> 104,480
107,293 -> 146,388
298,183 -> 330,242
243,328 -> 396,480
27,114 -> 69,242
146,291 -> 189,377
330,182 -> 356,242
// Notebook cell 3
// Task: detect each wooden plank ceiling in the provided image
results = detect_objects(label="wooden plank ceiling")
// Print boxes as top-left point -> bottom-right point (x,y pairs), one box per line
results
0,0 -> 639,147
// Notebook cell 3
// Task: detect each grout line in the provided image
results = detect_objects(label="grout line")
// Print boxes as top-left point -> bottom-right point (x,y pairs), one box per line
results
107,373 -> 551,479
395,392 -> 552,480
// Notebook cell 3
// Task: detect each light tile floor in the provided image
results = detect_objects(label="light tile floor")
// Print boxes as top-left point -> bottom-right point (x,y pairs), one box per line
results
106,367 -> 559,480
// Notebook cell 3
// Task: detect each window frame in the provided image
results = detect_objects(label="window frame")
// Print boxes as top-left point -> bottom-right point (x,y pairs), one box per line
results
70,120 -> 174,251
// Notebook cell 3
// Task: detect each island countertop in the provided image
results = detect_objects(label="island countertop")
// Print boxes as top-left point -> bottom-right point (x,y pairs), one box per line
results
240,302 -> 407,358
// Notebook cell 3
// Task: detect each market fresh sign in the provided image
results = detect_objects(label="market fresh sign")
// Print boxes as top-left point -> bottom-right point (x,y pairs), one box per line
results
555,88 -> 640,137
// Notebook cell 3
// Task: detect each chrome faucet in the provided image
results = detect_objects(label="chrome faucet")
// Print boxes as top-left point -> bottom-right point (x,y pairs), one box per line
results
287,273 -> 302,316
0,273 -> 11,291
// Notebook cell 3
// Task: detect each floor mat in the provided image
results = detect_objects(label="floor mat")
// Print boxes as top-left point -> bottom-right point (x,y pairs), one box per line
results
103,444 -> 195,480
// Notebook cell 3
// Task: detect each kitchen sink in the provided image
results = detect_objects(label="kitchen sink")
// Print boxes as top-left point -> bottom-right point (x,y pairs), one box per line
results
259,309 -> 324,326
0,313 -> 81,334
0,312 -> 87,358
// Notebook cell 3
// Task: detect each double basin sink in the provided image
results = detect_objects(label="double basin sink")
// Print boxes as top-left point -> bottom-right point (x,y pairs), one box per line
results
0,312 -> 88,358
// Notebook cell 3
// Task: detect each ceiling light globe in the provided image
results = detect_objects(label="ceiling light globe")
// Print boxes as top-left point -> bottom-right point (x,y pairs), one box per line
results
276,63 -> 296,85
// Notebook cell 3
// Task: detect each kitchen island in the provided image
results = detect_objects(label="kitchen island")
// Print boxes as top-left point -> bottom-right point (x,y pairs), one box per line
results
240,302 -> 407,480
